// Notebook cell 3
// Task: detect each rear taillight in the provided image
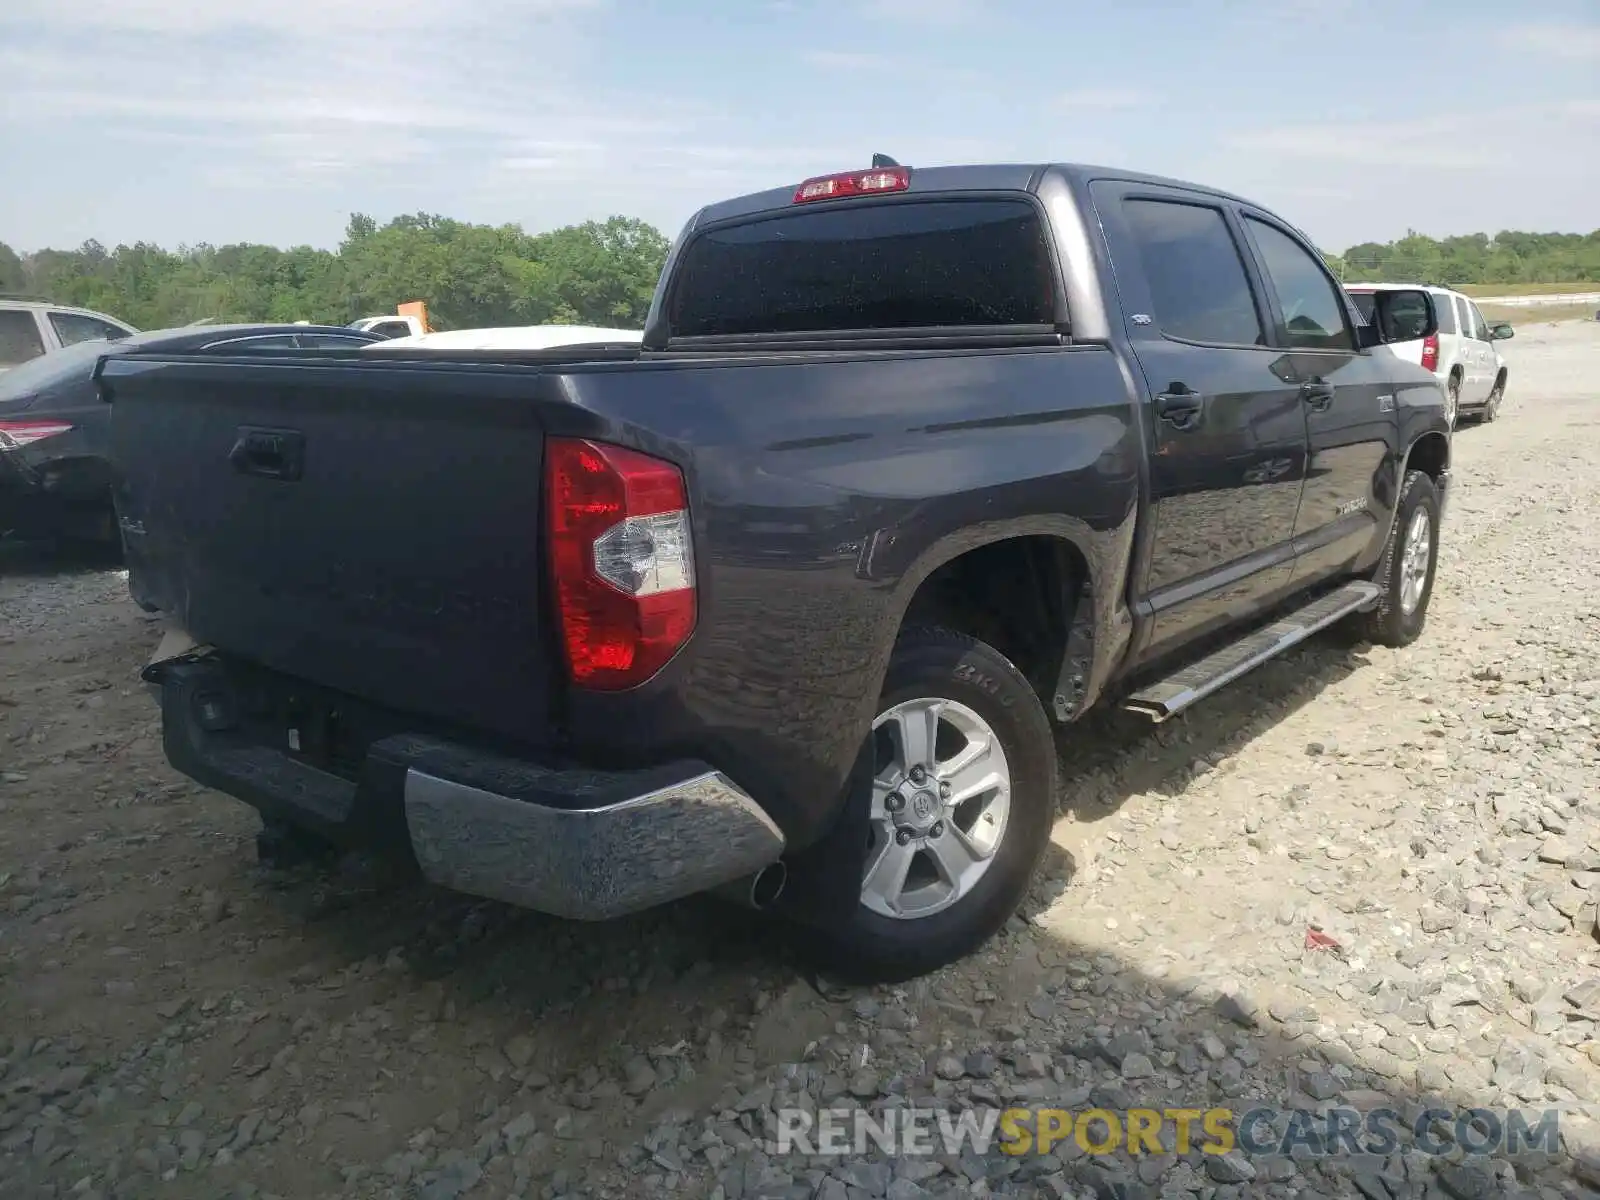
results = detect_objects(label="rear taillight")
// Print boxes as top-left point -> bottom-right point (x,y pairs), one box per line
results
1420,333 -> 1440,372
0,419 -> 74,449
793,166 -> 910,203
544,438 -> 696,691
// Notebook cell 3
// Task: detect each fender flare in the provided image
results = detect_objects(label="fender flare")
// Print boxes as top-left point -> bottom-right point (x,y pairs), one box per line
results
881,513 -> 1133,723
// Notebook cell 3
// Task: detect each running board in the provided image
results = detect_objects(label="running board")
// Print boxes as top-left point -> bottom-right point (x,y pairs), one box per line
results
1124,581 -> 1382,722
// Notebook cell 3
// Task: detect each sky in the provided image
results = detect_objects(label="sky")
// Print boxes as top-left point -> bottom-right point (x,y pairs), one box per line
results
1,0 -> 1596,256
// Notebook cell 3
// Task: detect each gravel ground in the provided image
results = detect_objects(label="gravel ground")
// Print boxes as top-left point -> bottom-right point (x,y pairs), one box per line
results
3,321 -> 1599,1200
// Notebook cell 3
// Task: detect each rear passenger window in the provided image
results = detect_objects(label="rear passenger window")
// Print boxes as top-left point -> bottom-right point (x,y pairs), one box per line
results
1121,200 -> 1264,346
1431,294 -> 1457,334
1454,296 -> 1473,338
1243,217 -> 1353,351
49,312 -> 129,347
201,335 -> 298,351
297,334 -> 377,348
0,310 -> 46,368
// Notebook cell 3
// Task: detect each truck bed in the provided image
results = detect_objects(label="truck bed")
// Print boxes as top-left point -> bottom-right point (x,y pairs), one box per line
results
107,352 -> 603,745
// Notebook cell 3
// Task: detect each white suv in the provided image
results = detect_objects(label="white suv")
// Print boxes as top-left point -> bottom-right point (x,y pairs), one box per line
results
1344,283 -> 1512,428
0,299 -> 138,373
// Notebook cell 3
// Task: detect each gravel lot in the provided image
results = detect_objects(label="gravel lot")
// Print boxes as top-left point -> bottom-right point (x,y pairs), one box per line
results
3,321 -> 1599,1200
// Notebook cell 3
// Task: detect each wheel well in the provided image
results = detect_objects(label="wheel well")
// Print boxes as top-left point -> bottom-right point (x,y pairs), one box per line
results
1406,431 -> 1449,481
1448,364 -> 1463,382
1494,366 -> 1508,387
899,535 -> 1087,701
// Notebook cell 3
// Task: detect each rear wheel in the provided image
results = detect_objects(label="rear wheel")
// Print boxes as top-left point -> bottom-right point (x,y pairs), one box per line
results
1445,374 -> 1461,429
55,494 -> 123,565
799,626 -> 1057,982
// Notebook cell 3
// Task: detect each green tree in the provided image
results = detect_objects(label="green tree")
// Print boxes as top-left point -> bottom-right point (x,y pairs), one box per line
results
1339,228 -> 1600,286
5,215 -> 1593,333
0,242 -> 26,294
4,211 -> 672,332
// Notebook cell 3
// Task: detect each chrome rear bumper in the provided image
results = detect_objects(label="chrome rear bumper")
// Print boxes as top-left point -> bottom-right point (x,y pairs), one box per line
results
404,767 -> 785,920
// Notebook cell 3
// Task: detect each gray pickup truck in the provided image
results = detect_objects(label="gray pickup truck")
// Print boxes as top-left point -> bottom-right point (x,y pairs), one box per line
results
108,159 -> 1450,981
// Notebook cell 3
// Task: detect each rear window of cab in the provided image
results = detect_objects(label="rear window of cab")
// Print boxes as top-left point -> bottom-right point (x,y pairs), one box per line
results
666,198 -> 1057,339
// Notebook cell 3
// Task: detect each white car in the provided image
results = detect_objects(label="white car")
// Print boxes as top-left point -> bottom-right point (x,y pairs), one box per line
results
362,325 -> 642,352
348,314 -> 427,339
0,299 -> 138,372
1343,283 -> 1512,427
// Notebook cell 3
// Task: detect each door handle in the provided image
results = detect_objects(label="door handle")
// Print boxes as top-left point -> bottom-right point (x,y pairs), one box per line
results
1300,381 -> 1335,411
1155,390 -> 1204,431
229,426 -> 304,481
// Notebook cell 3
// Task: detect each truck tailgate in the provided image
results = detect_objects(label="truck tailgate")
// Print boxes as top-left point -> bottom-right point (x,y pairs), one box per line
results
107,357 -> 558,743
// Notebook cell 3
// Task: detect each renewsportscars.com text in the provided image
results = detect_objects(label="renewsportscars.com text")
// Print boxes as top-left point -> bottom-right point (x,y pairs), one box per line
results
768,1105 -> 1565,1159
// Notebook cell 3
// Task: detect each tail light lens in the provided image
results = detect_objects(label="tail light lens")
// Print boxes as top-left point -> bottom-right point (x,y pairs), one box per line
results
1420,333 -> 1440,372
793,166 -> 910,203
544,438 -> 696,690
0,419 -> 74,449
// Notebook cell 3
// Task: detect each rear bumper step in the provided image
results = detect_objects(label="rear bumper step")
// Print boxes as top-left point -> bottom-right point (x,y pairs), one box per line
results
1124,580 -> 1381,722
149,656 -> 785,920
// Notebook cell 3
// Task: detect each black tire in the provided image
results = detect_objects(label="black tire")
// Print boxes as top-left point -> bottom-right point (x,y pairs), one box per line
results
256,815 -> 343,870
1483,379 -> 1504,423
1357,469 -> 1440,648
1446,374 -> 1461,430
796,626 -> 1057,983
55,496 -> 123,566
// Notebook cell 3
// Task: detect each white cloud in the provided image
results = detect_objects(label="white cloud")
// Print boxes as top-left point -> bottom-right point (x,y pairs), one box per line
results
1202,99 -> 1598,248
803,50 -> 898,71
1224,102 -> 1600,175
7,0 -> 1592,254
1225,117 -> 1499,171
862,0 -> 980,26
798,49 -> 991,93
1,0 -> 600,37
1055,88 -> 1153,111
0,0 -> 766,221
1509,23 -> 1600,60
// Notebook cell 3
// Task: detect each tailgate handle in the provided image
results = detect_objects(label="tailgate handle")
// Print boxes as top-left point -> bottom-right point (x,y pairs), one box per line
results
229,427 -> 304,481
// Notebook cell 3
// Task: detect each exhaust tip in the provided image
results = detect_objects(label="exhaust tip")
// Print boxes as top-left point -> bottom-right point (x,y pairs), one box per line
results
749,861 -> 787,910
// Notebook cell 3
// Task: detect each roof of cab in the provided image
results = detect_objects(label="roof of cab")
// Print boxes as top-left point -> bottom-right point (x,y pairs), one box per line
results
1342,282 -> 1459,294
129,323 -> 377,346
689,162 -> 1269,229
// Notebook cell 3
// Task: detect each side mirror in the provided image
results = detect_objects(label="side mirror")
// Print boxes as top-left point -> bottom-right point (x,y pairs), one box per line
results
1355,322 -> 1383,350
1358,288 -> 1437,346
1490,323 -> 1514,340
1387,289 -> 1438,342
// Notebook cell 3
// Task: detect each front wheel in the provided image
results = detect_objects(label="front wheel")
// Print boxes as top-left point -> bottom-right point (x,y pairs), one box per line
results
1357,469 -> 1440,648
798,626 -> 1057,982
1483,380 -> 1504,423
